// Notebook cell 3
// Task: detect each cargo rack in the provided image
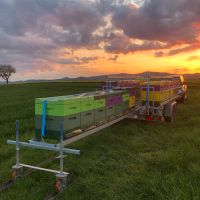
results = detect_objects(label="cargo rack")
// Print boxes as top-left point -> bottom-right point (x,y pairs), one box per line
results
111,76 -> 182,122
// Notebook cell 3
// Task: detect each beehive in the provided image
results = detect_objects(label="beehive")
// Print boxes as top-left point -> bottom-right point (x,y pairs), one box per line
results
35,95 -> 83,140
116,80 -> 140,88
141,80 -> 180,106
129,96 -> 135,108
80,96 -> 95,129
105,90 -> 124,119
35,89 -> 137,140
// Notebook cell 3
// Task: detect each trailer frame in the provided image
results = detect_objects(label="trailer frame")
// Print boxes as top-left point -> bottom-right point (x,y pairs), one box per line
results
110,76 -> 182,122
7,120 -> 80,192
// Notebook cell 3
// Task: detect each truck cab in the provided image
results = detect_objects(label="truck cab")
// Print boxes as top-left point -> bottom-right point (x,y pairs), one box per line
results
176,75 -> 187,103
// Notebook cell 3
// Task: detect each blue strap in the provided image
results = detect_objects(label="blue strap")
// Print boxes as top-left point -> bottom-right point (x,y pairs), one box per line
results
146,78 -> 150,113
41,100 -> 47,138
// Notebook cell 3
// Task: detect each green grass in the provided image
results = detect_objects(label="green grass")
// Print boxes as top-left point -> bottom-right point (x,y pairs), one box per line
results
0,80 -> 200,200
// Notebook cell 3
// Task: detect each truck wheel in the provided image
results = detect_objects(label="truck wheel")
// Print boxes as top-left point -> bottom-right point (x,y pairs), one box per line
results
165,105 -> 176,123
177,94 -> 186,103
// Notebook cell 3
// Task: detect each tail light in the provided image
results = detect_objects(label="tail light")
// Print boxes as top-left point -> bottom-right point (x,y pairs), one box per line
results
157,116 -> 162,121
146,115 -> 153,121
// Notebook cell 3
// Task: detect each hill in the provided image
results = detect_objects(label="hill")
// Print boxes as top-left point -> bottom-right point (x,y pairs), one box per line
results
2,71 -> 199,84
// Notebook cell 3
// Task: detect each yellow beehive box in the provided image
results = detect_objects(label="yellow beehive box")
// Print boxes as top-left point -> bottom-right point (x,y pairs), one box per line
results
141,79 -> 179,103
141,90 -> 163,102
129,96 -> 135,108
141,88 -> 170,102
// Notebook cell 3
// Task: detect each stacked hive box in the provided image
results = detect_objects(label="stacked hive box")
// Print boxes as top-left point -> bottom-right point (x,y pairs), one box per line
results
122,92 -> 130,113
116,80 -> 138,109
35,89 -> 137,140
116,80 -> 140,88
141,81 -> 168,106
35,95 -> 82,140
114,95 -> 124,116
79,95 -> 95,129
128,89 -> 136,108
94,94 -> 106,124
105,91 -> 124,119
141,80 -> 180,106
103,80 -> 139,113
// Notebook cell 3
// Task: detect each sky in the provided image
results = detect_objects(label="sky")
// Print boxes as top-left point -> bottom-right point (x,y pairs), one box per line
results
0,0 -> 200,81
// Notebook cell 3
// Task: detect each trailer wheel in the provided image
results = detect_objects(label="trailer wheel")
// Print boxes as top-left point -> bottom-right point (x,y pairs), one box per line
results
55,179 -> 62,193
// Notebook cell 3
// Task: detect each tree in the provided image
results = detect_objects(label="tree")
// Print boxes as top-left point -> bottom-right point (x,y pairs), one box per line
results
0,65 -> 16,84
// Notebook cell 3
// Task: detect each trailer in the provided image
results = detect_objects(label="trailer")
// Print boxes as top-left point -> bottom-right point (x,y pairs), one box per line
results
5,76 -> 186,194
106,76 -> 183,122
130,76 -> 181,123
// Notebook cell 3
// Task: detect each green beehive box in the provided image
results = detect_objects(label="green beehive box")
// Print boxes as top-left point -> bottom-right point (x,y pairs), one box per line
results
36,115 -> 64,131
106,105 -> 115,119
115,103 -> 124,116
35,115 -> 42,130
35,95 -> 80,104
35,115 -> 63,140
64,103 -> 81,116
123,93 -> 130,102
80,100 -> 94,112
35,102 -> 81,116
94,99 -> 105,109
95,107 -> 106,124
81,110 -> 95,129
35,95 -> 82,116
36,129 -> 61,141
35,113 -> 81,140
122,101 -> 129,112
79,95 -> 94,101
64,114 -> 81,132
94,94 -> 105,100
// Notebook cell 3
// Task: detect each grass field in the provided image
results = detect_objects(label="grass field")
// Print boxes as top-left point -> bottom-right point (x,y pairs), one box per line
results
0,80 -> 200,200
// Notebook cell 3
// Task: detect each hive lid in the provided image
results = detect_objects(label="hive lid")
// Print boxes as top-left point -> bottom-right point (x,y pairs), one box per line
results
35,90 -> 124,105
35,92 -> 96,105
35,95 -> 82,104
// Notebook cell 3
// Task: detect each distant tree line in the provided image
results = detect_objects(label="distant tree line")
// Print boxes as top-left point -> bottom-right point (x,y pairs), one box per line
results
0,65 -> 16,84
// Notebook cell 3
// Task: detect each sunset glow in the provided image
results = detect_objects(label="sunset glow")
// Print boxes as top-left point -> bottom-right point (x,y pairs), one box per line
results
0,0 -> 200,81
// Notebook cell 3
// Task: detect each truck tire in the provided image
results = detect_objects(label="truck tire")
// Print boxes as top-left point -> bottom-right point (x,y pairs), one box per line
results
177,94 -> 186,103
164,104 -> 176,123
179,96 -> 185,103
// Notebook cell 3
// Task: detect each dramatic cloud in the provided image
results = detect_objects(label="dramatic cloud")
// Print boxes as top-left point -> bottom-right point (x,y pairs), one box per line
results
0,0 -> 108,75
168,43 -> 200,56
154,51 -> 164,57
104,33 -> 169,53
75,56 -> 100,64
112,0 -> 200,43
0,0 -> 200,80
108,55 -> 119,61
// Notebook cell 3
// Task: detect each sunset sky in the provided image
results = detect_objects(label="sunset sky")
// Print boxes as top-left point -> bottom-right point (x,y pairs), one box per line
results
0,0 -> 200,81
